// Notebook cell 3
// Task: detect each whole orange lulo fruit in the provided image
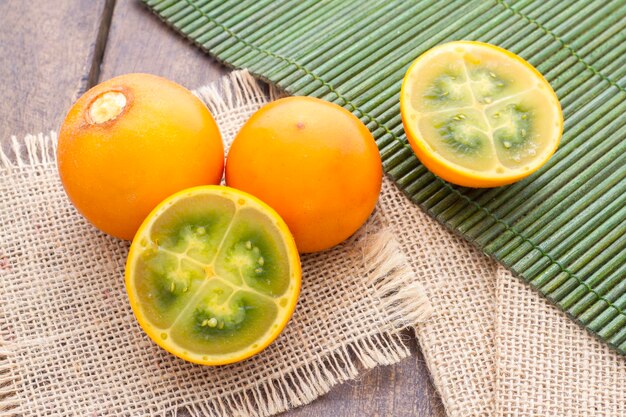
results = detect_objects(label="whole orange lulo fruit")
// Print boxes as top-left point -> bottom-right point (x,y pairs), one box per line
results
226,96 -> 382,253
57,73 -> 224,240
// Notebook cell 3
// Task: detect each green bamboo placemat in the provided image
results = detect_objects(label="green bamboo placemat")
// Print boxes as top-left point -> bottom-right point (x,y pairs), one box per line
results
143,0 -> 626,353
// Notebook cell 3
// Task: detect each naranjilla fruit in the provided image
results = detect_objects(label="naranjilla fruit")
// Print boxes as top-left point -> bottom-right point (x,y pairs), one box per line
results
226,96 -> 383,253
57,73 -> 224,240
400,41 -> 563,187
125,185 -> 301,365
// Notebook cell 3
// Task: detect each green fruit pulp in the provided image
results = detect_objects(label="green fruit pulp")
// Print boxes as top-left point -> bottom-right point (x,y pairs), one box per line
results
131,192 -> 296,358
406,46 -> 560,174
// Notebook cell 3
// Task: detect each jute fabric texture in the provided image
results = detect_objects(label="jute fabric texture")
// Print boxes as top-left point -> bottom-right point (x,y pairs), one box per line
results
379,168 -> 626,417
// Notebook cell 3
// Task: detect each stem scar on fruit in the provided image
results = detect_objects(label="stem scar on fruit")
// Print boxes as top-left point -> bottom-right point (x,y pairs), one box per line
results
85,87 -> 132,126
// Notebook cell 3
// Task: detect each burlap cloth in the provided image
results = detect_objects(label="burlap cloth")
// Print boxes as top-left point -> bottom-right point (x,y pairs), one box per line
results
381,182 -> 626,417
0,71 -> 431,417
1,70 -> 625,416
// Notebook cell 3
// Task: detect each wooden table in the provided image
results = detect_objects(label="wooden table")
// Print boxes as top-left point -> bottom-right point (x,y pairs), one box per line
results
0,1 -> 444,415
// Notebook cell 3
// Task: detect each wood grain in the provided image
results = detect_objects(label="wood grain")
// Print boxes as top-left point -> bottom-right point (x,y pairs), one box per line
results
98,0 -> 225,90
0,0 -> 114,144
283,330 -> 445,417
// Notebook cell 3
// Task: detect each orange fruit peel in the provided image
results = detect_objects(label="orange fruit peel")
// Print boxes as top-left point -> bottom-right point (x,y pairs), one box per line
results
226,96 -> 383,253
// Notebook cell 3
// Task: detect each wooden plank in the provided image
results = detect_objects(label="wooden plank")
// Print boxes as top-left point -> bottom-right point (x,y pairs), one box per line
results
0,0 -> 114,144
98,0 -> 225,89
285,330 -> 445,417
100,1 -> 444,416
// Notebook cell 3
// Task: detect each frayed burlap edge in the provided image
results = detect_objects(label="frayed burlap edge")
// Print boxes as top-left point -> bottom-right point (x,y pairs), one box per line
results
0,70 -> 432,417
194,69 -> 284,118
0,323 -> 19,415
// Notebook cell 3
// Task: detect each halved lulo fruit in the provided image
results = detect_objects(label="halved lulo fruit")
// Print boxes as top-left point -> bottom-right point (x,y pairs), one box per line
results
400,41 -> 563,187
125,185 -> 301,365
